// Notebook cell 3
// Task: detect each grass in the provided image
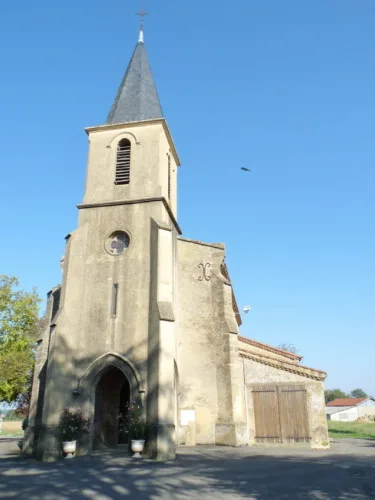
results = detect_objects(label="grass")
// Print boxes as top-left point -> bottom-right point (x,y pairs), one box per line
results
0,430 -> 23,437
0,420 -> 23,437
328,421 -> 375,439
2,422 -> 375,441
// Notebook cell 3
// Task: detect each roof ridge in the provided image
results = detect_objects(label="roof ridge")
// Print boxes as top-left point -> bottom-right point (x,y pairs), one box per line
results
238,335 -> 302,361
239,349 -> 326,381
326,397 -> 368,407
239,347 -> 325,374
177,237 -> 225,250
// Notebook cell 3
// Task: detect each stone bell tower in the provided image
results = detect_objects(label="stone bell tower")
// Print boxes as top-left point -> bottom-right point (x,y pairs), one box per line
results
25,27 -> 180,461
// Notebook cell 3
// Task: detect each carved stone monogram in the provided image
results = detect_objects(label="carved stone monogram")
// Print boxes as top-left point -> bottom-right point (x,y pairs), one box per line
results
198,262 -> 211,281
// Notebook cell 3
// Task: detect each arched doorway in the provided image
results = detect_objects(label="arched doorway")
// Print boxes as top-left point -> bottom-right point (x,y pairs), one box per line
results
93,366 -> 130,449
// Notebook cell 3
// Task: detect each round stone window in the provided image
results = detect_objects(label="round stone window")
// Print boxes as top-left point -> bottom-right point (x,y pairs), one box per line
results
105,231 -> 130,256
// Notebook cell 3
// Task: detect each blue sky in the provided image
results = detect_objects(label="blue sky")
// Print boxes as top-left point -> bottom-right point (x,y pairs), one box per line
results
0,1 -> 374,395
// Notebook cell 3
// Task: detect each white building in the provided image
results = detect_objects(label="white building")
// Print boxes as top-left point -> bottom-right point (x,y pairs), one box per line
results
326,397 -> 375,422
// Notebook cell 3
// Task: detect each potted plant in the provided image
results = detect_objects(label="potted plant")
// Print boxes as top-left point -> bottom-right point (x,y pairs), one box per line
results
58,408 -> 90,458
22,417 -> 29,431
124,400 -> 146,458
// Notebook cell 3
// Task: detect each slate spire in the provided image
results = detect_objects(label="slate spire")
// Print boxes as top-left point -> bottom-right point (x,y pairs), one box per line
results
106,29 -> 164,125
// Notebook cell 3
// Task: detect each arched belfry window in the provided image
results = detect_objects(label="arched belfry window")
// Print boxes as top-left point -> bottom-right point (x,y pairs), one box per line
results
115,139 -> 131,185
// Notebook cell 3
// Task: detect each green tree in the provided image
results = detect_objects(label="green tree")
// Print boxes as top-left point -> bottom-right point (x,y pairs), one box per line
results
0,276 -> 41,403
324,388 -> 348,404
350,388 -> 368,399
14,315 -> 47,417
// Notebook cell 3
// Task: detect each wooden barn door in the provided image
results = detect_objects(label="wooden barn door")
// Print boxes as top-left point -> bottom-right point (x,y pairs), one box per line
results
251,385 -> 310,444
252,386 -> 282,443
278,386 -> 310,443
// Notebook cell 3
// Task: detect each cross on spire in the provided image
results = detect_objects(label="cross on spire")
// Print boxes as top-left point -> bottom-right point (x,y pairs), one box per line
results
135,9 -> 149,42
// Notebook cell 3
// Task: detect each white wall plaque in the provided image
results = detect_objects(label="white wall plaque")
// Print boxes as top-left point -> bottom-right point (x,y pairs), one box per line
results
181,409 -> 195,426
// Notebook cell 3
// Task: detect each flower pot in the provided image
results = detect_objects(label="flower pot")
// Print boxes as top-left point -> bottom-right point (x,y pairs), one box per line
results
62,440 -> 77,458
131,439 -> 145,458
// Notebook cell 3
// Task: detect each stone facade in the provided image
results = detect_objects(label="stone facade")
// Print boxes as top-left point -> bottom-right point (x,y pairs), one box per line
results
24,31 -> 328,461
177,239 -> 247,447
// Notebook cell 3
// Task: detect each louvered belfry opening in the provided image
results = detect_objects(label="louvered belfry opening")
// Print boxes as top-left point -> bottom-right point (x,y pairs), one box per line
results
115,139 -> 131,184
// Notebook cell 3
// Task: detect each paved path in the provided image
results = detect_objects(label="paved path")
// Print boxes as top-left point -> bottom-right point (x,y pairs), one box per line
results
1,438 -> 375,499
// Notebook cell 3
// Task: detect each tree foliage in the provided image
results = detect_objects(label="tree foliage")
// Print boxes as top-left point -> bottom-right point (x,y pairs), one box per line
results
324,388 -> 348,403
278,343 -> 299,354
0,276 -> 41,403
349,388 -> 368,399
324,388 -> 369,404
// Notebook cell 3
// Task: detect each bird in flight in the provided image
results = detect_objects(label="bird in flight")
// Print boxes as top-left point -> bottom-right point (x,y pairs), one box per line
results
241,167 -> 252,172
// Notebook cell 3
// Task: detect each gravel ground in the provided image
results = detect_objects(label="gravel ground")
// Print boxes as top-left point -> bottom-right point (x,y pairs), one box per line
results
1,438 -> 375,499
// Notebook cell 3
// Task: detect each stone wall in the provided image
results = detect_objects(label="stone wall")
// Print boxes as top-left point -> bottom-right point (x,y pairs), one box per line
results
177,239 -> 247,446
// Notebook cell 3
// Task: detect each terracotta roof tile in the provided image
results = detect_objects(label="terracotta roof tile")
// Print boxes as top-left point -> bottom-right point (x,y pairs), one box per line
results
326,398 -> 367,407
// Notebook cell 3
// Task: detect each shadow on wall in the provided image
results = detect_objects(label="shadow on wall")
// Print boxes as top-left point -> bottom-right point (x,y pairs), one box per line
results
1,445 -> 375,499
27,330 -> 175,460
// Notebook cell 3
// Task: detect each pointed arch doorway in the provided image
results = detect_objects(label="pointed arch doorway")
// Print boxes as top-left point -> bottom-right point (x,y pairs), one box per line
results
93,367 -> 130,449
77,353 -> 143,452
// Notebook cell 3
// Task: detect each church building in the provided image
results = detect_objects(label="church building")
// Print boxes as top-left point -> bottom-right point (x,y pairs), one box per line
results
25,27 -> 329,461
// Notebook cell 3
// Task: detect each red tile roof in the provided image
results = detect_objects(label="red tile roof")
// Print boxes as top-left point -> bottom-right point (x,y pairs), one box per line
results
238,336 -> 302,361
326,398 -> 367,407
